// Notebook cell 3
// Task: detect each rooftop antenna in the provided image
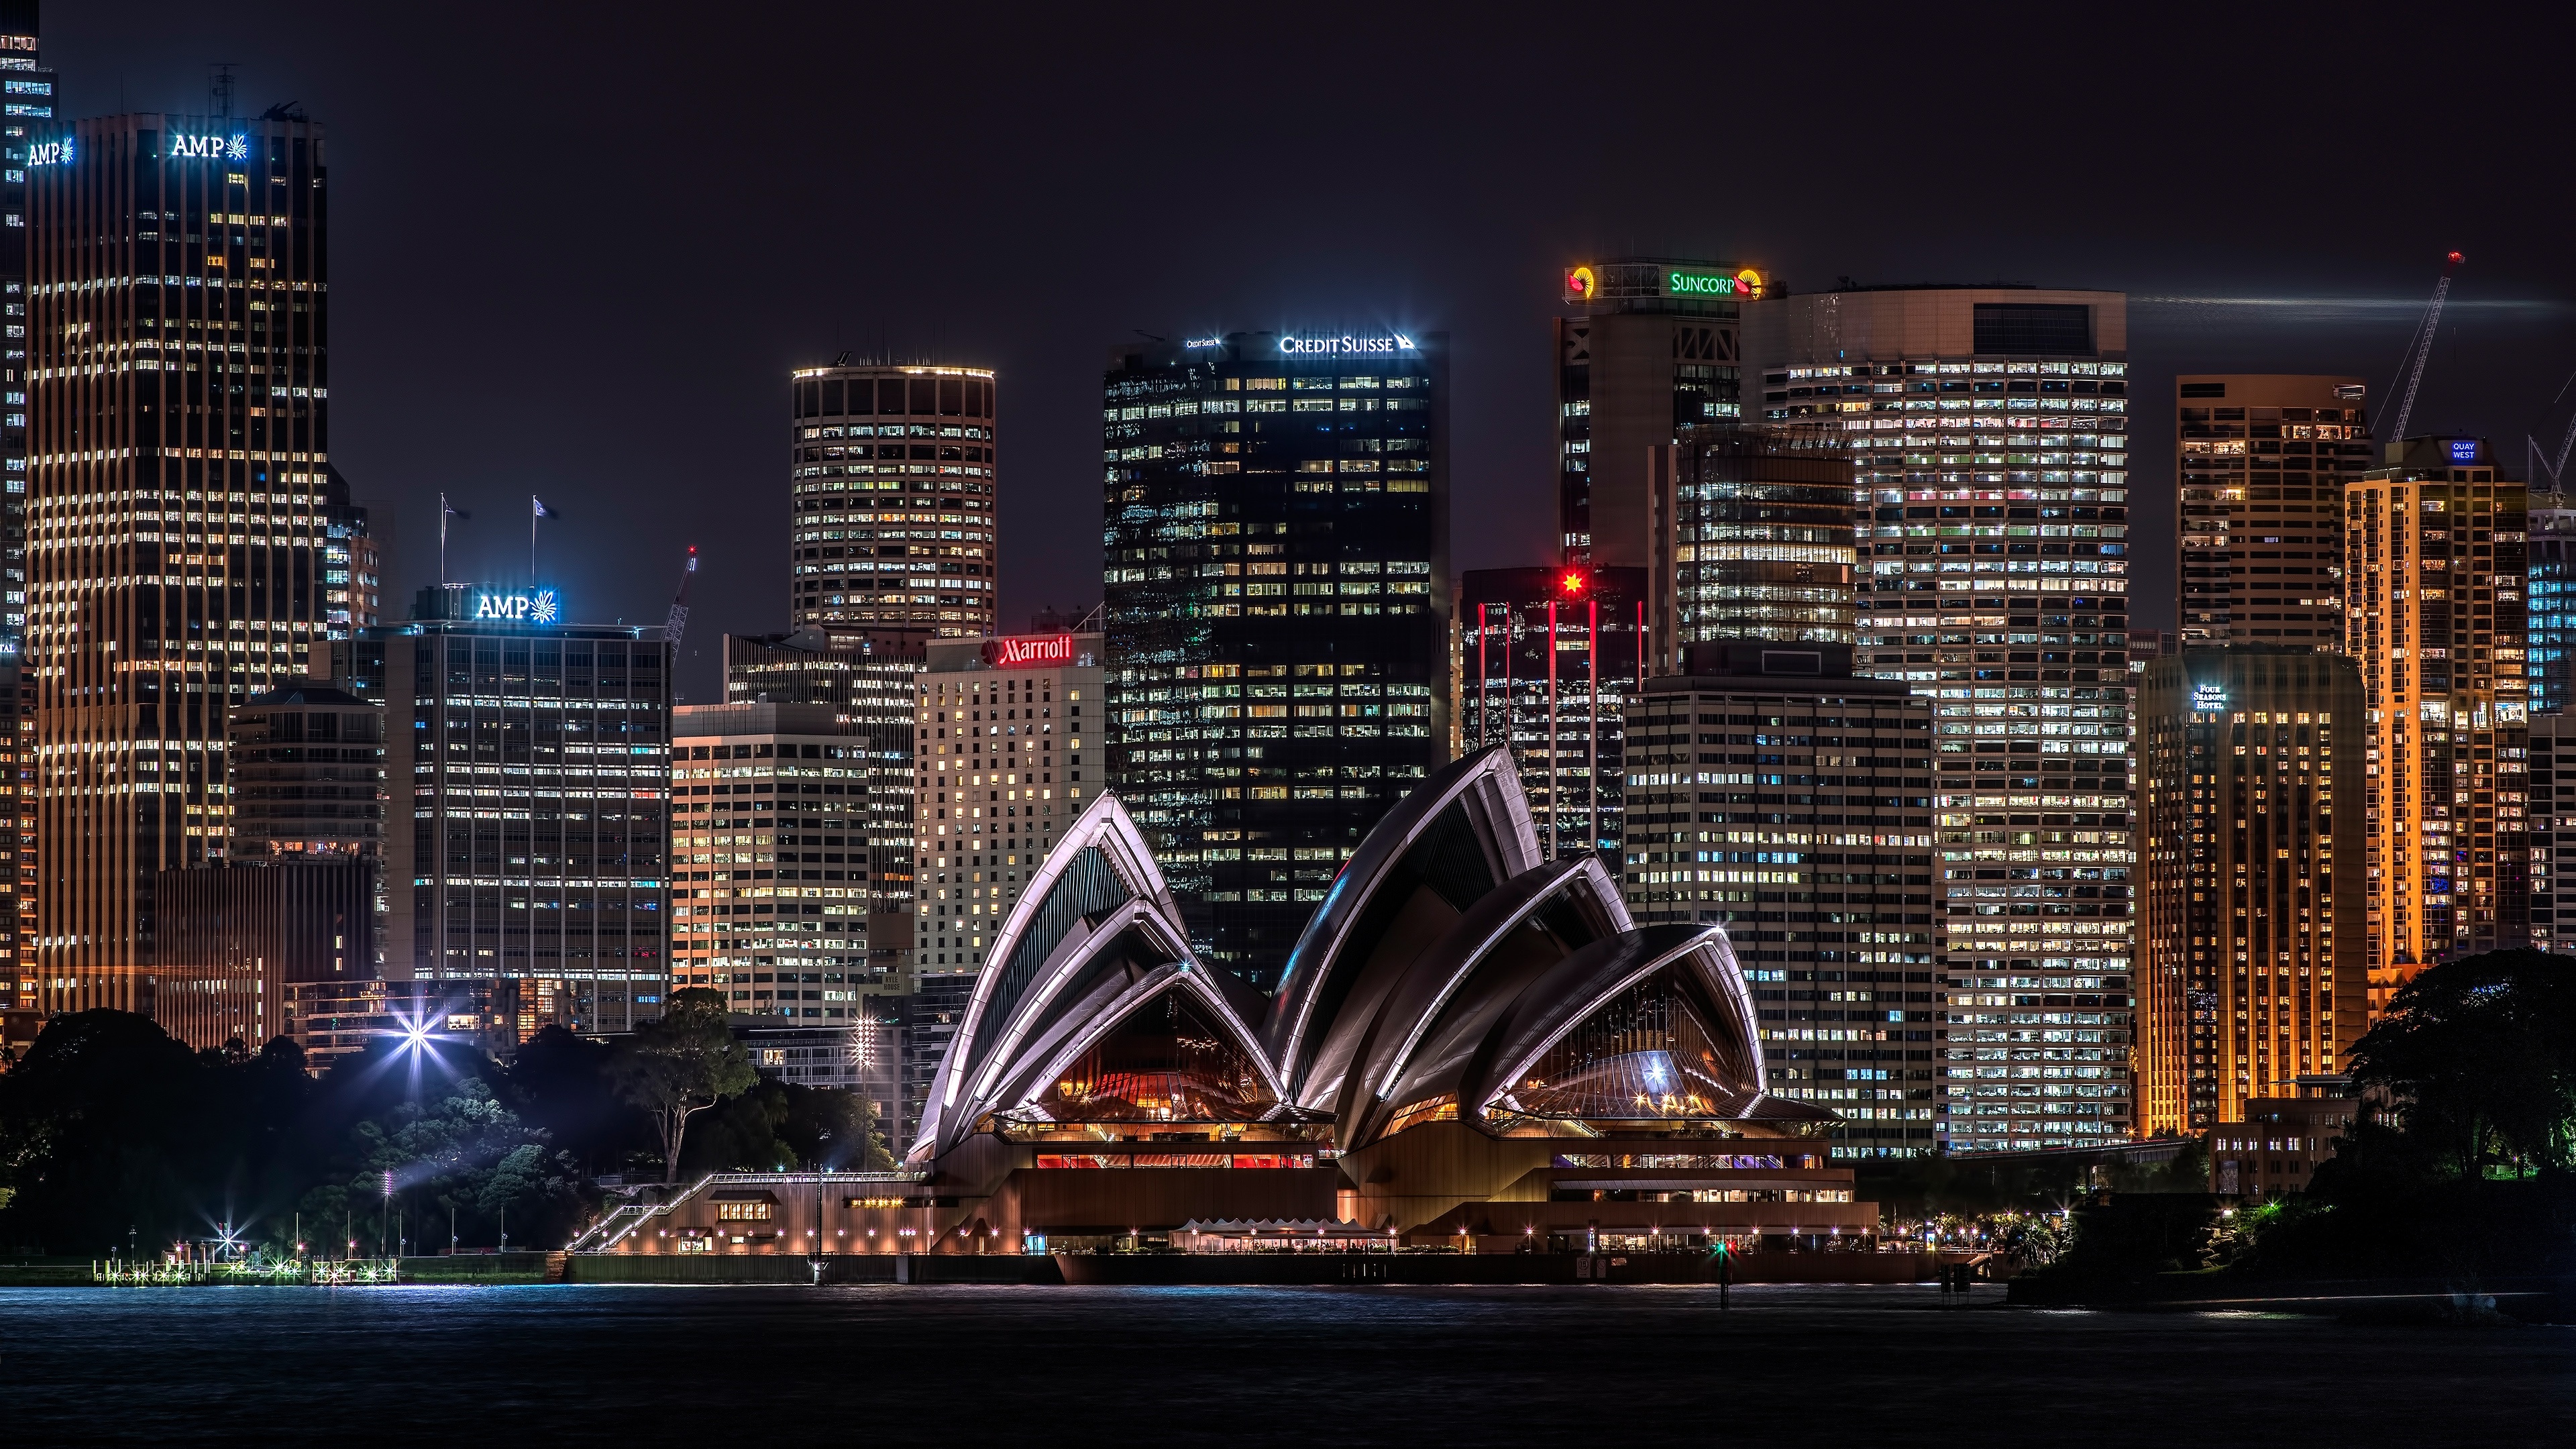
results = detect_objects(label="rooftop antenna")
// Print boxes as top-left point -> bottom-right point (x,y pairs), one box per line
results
208,62 -> 238,119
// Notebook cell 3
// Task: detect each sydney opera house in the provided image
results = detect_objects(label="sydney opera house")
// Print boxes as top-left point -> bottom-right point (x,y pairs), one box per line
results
594,749 -> 1880,1258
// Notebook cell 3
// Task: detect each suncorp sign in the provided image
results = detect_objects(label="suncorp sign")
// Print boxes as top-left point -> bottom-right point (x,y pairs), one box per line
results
1278,333 -> 1416,356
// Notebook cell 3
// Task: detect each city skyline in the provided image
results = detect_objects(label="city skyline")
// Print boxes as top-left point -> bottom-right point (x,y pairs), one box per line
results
37,6 -> 2576,706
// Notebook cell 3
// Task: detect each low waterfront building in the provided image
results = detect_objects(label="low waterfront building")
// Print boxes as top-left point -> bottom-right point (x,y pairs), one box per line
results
2207,1085 -> 2360,1198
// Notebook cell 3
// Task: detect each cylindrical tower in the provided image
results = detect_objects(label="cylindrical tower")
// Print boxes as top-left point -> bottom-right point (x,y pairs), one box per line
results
787,364 -> 998,648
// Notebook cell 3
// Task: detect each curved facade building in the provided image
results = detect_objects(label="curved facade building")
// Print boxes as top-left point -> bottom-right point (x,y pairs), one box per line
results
781,745 -> 1870,1254
788,364 -> 997,647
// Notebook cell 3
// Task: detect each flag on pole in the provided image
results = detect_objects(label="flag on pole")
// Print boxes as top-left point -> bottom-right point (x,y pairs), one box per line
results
532,496 -> 561,519
443,497 -> 471,521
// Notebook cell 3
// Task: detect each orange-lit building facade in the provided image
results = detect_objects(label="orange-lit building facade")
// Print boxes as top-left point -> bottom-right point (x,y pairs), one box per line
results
788,364 -> 997,649
2139,649 -> 2366,1134
2343,437 -> 2529,1017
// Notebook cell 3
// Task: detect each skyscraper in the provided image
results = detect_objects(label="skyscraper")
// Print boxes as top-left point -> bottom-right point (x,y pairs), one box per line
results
2140,649 -> 2366,1135
1748,284 -> 2137,1153
1654,423 -> 1857,669
26,108 -> 347,998
1558,259 -> 1758,567
2174,375 -> 2372,647
2343,435 -> 2529,1017
1619,643 -> 1943,1157
382,584 -> 672,1033
0,3 -> 54,1006
787,364 -> 997,647
722,627 -> 920,986
1103,329 -> 1448,987
669,702 -> 886,1014
1454,565 -> 1644,864
2525,499 -> 2576,716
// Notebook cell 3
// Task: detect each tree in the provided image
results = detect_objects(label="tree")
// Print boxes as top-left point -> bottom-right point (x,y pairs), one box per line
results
608,988 -> 755,1183
2348,948 -> 2576,1179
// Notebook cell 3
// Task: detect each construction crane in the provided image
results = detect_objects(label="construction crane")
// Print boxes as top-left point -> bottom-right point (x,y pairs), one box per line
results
2526,370 -> 2576,504
2385,250 -> 2463,443
664,546 -> 698,646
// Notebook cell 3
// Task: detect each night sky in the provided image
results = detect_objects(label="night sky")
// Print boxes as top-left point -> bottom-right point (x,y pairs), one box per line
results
49,5 -> 2576,697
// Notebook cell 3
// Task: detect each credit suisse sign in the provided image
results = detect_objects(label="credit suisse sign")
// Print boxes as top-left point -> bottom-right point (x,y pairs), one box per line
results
983,634 -> 1076,669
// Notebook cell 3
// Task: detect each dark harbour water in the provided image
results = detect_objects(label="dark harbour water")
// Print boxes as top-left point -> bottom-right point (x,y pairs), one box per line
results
2,1283 -> 2570,1444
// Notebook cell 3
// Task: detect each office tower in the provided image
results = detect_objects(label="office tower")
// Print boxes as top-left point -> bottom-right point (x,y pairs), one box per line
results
2140,649 -> 2365,1135
227,682 -> 384,859
1653,423 -> 1856,669
2343,436 -> 2529,1017
382,584 -> 672,1033
722,626 -> 920,988
788,364 -> 998,647
2526,500 -> 2576,716
1102,330 -> 1448,987
1619,643 -> 1943,1157
1556,259 -> 1757,568
669,702 -> 891,1020
25,109 -> 343,1003
142,680 -> 384,1049
2175,375 -> 2373,647
1454,565 -> 1643,863
2529,713 -> 2575,951
151,857 -> 372,1050
0,5 -> 53,1006
319,468 -> 380,641
1748,284 -> 2137,1153
908,630 -> 1103,1135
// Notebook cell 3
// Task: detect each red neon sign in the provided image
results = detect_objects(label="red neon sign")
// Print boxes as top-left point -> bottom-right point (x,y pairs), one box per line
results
981,633 -> 1077,669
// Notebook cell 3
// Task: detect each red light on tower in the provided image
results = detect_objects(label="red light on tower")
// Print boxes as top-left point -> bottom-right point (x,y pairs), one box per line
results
1558,569 -> 1589,597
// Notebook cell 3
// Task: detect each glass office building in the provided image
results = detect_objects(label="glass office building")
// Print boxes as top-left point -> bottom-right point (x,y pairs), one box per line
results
1656,423 -> 1857,669
1747,285 -> 2136,1152
382,588 -> 672,1034
2528,502 -> 2576,717
1454,566 -> 1642,865
1102,330 -> 1449,988
26,108 -> 362,998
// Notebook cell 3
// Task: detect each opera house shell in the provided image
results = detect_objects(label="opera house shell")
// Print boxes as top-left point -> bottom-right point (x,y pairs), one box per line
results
878,745 -> 1868,1252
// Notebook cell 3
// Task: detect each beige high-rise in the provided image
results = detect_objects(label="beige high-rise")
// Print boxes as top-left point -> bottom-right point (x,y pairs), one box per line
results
788,365 -> 997,650
2176,375 -> 2373,647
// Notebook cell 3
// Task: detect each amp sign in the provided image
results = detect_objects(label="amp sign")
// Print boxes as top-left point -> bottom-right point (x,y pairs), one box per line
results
473,588 -> 559,625
981,633 -> 1076,669
168,131 -> 249,162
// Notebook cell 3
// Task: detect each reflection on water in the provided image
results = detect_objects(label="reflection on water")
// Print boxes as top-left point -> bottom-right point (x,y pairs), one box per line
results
3,1283 -> 2569,1442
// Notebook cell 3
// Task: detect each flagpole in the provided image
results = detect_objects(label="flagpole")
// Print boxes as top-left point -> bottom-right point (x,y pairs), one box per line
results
439,493 -> 449,585
530,495 -> 538,588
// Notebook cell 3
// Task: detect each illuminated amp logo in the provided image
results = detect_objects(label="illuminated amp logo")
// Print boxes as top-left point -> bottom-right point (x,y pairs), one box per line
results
473,588 -> 559,624
26,137 -> 71,167
169,131 -> 249,162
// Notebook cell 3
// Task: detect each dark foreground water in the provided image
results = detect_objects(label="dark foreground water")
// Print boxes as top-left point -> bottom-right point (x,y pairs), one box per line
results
3,1283 -> 2569,1443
